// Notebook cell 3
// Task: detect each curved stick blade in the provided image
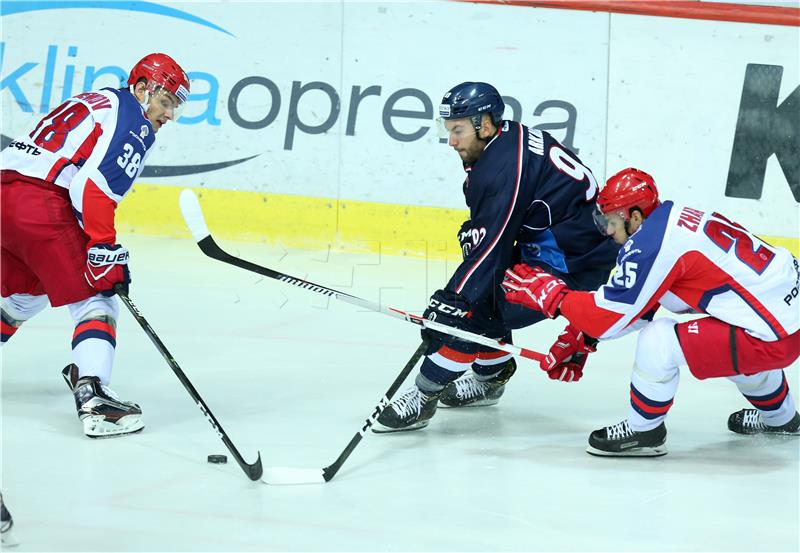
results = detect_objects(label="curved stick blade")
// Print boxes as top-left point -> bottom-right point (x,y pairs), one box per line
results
261,466 -> 326,485
244,452 -> 264,481
179,188 -> 211,243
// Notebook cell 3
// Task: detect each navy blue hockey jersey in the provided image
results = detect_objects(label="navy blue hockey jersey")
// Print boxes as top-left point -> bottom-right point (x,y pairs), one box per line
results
447,121 -> 618,305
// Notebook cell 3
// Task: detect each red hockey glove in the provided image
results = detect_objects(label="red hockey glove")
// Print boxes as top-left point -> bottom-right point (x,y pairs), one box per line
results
541,324 -> 597,382
502,264 -> 569,318
85,244 -> 130,297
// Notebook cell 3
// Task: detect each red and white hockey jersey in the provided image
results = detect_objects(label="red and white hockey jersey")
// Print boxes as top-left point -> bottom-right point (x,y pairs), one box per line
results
561,201 -> 800,342
1,87 -> 155,246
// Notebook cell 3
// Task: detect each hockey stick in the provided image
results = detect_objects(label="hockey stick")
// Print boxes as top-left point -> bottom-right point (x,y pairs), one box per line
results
115,287 -> 263,481
178,189 -> 544,363
260,340 -> 428,484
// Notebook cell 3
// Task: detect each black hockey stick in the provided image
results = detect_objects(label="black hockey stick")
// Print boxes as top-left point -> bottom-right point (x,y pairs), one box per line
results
259,340 -> 428,484
115,286 -> 263,481
178,189 -> 544,362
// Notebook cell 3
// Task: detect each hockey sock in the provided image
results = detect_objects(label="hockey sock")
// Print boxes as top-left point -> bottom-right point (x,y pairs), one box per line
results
730,371 -> 796,427
415,372 -> 446,395
0,310 -> 21,344
472,350 -> 514,380
628,319 -> 683,431
72,316 -> 116,385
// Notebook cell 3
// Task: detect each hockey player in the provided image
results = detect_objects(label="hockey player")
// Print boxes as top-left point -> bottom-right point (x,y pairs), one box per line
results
373,82 -> 619,432
0,53 -> 190,438
503,168 -> 800,456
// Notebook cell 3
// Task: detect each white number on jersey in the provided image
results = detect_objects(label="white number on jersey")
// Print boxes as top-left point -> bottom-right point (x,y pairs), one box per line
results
117,143 -> 142,178
549,146 -> 598,201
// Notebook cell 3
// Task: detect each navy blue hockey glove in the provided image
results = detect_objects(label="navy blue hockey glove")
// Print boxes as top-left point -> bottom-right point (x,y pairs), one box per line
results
421,289 -> 473,343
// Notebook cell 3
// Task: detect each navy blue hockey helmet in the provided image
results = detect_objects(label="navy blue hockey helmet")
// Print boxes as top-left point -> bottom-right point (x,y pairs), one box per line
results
438,82 -> 505,130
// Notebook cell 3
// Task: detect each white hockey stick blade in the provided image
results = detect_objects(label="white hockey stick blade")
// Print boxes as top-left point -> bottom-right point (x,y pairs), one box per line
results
179,188 -> 211,243
261,467 -> 326,485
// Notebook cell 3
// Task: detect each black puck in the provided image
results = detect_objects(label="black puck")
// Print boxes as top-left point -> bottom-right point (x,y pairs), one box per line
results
207,454 -> 228,464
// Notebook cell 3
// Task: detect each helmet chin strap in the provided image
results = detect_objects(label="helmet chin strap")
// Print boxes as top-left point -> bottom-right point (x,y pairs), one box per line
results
131,85 -> 151,113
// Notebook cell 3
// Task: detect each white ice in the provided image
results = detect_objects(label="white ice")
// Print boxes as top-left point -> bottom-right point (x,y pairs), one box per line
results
2,235 -> 798,552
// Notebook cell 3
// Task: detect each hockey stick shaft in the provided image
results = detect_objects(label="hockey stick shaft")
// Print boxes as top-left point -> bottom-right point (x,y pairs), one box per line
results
115,287 -> 263,481
179,190 -> 544,362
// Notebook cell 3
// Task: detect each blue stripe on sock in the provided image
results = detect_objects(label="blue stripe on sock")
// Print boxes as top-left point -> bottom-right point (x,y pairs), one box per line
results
72,329 -> 116,349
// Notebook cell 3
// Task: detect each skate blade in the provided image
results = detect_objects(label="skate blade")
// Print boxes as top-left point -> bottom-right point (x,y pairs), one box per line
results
83,415 -> 144,439
586,445 -> 668,457
371,420 -> 430,434
439,398 -> 499,409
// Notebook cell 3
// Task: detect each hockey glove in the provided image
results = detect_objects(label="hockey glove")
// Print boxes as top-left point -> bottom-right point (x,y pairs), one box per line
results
421,289 -> 472,343
85,244 -> 130,297
541,324 -> 597,382
502,264 -> 569,319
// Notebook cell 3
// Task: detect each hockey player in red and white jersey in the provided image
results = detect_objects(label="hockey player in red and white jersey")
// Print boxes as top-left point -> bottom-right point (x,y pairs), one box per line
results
0,53 -> 190,438
502,168 -> 800,456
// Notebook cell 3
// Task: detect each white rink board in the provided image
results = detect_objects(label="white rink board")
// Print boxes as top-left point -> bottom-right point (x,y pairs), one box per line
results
0,1 -> 798,236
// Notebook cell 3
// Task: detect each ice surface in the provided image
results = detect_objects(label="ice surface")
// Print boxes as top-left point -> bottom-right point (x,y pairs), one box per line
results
2,235 -> 798,552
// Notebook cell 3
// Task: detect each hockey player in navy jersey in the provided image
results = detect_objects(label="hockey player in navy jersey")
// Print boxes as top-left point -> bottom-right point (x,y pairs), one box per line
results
373,82 -> 619,433
1,53 -> 190,438
503,168 -> 800,456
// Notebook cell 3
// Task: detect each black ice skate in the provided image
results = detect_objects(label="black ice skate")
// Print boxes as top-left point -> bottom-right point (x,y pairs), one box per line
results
727,409 -> 800,436
587,420 -> 667,457
1,493 -> 18,547
372,386 -> 440,433
62,365 -> 144,438
439,358 -> 517,408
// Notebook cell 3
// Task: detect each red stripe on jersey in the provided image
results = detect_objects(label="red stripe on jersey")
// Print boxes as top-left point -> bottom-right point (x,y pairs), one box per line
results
70,122 -> 103,166
629,390 -> 673,415
73,320 -> 116,340
82,178 -> 118,246
437,345 -> 479,363
455,123 -> 523,295
45,158 -> 71,183
671,253 -> 788,339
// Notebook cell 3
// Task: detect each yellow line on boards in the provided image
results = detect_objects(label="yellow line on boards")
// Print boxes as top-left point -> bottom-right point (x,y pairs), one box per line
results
116,184 -> 799,260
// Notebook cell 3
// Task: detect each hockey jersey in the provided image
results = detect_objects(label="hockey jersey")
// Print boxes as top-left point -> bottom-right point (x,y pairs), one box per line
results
1,87 -> 155,246
447,121 -> 618,305
561,201 -> 800,342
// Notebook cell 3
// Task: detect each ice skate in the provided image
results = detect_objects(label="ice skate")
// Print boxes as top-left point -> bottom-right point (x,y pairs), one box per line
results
1,494 -> 19,547
372,386 -> 440,433
62,365 -> 144,438
439,358 -> 516,408
727,409 -> 800,436
587,420 -> 667,457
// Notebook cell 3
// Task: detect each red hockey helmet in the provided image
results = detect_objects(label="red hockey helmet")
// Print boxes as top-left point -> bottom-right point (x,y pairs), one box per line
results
593,168 -> 660,236
128,53 -> 190,118
598,168 -> 660,218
